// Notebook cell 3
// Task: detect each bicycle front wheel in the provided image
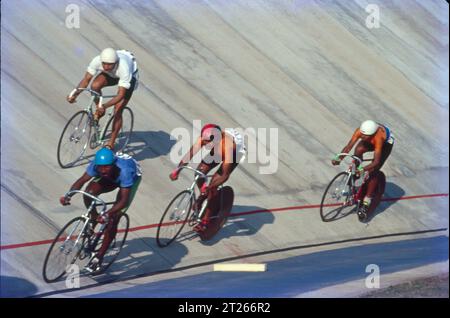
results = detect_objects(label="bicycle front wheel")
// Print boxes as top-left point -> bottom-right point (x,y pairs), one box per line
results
320,172 -> 355,222
101,106 -> 134,152
57,110 -> 91,168
156,190 -> 193,247
42,217 -> 87,283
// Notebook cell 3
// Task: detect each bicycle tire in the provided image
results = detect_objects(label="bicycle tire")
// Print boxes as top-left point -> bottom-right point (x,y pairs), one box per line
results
95,213 -> 130,273
156,190 -> 193,248
320,171 -> 354,222
42,216 -> 87,283
57,110 -> 92,168
101,106 -> 134,152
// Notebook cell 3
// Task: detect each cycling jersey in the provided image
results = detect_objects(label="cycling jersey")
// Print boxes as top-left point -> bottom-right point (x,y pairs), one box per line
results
86,153 -> 142,188
87,50 -> 138,90
224,128 -> 247,163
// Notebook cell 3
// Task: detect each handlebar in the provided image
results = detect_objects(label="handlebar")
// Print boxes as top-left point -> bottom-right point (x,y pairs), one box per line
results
65,190 -> 107,213
177,166 -> 212,180
68,88 -> 117,107
335,153 -> 363,166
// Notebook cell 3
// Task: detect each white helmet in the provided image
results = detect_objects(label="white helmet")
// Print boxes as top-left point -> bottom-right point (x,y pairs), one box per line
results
360,120 -> 379,136
100,48 -> 118,63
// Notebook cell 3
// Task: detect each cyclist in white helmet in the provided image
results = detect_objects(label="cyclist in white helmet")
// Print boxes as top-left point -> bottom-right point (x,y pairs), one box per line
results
332,120 -> 394,220
66,48 -> 139,150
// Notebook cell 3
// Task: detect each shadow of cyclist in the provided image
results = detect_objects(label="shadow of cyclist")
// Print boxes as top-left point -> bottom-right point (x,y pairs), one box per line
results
124,130 -> 176,162
66,130 -> 176,168
198,204 -> 275,246
366,181 -> 406,222
90,236 -> 189,282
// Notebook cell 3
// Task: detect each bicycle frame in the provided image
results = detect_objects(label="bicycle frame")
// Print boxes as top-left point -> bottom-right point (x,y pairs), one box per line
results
334,153 -> 371,206
176,166 -> 214,222
68,88 -> 117,145
59,190 -> 109,256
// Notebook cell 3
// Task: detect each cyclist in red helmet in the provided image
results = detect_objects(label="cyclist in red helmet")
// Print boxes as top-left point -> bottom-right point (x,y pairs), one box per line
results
332,120 -> 394,220
169,124 -> 246,232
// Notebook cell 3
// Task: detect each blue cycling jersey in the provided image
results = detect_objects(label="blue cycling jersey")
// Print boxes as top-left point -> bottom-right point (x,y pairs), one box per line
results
86,155 -> 140,188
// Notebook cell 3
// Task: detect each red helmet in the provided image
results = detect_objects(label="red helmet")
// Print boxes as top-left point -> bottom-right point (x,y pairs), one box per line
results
201,124 -> 222,141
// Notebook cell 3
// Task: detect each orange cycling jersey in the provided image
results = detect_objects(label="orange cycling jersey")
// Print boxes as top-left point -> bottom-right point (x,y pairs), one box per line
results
352,125 -> 389,152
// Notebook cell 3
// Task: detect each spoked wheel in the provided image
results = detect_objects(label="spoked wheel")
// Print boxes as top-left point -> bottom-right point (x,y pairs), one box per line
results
94,213 -> 130,273
101,106 -> 134,152
57,111 -> 92,168
42,217 -> 87,283
320,172 -> 356,222
156,190 -> 193,247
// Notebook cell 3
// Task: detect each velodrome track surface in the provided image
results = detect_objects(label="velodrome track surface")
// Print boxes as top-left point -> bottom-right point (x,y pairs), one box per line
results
1,0 -> 448,297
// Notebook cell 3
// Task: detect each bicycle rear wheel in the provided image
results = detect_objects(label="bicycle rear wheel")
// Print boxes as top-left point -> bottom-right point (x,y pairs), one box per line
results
156,190 -> 193,247
320,172 -> 355,222
57,110 -> 91,168
42,217 -> 87,283
101,106 -> 134,152
95,213 -> 130,273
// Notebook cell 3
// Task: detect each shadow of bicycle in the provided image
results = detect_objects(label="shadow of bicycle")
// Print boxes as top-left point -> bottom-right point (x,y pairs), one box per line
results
321,203 -> 356,222
91,236 -> 189,282
124,130 -> 176,162
366,182 -> 406,222
322,181 -> 406,223
61,130 -> 176,168
198,205 -> 275,246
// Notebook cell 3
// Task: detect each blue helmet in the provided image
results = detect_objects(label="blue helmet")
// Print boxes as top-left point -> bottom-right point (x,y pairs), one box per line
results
94,148 -> 116,165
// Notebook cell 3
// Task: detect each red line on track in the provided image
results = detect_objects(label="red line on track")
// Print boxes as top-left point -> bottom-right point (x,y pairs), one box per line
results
1,193 -> 447,251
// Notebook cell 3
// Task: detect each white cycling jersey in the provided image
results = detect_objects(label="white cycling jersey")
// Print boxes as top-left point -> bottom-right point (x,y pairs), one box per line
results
225,128 -> 247,163
87,50 -> 138,90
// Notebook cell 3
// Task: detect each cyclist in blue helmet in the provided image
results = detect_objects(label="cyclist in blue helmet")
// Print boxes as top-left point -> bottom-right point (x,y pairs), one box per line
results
59,147 -> 142,272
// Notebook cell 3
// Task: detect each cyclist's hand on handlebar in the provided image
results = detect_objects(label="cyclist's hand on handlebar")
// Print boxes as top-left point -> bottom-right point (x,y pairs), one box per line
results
355,165 -> 364,178
169,168 -> 180,181
95,106 -> 105,119
331,159 -> 341,166
331,154 -> 341,166
59,195 -> 71,206
66,95 -> 77,104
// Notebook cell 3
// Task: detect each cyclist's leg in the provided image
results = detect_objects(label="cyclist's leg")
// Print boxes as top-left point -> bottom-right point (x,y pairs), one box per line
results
353,140 -> 373,162
120,176 -> 142,214
96,177 -> 140,261
105,77 -> 136,150
90,73 -> 119,111
201,160 -> 239,222
192,160 -> 219,230
195,160 -> 218,190
378,142 -> 393,169
365,142 -> 393,200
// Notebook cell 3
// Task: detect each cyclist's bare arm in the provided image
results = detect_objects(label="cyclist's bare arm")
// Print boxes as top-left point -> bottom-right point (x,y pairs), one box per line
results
340,128 -> 360,155
209,145 -> 234,189
71,172 -> 92,191
60,172 -> 92,205
209,162 -> 232,189
102,86 -> 127,108
178,137 -> 202,167
67,72 -> 94,102
332,129 -> 360,165
362,141 -> 383,173
107,187 -> 131,216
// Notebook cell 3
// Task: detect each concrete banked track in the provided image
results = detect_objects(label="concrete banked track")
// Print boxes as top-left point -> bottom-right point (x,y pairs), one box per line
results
1,0 -> 448,297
